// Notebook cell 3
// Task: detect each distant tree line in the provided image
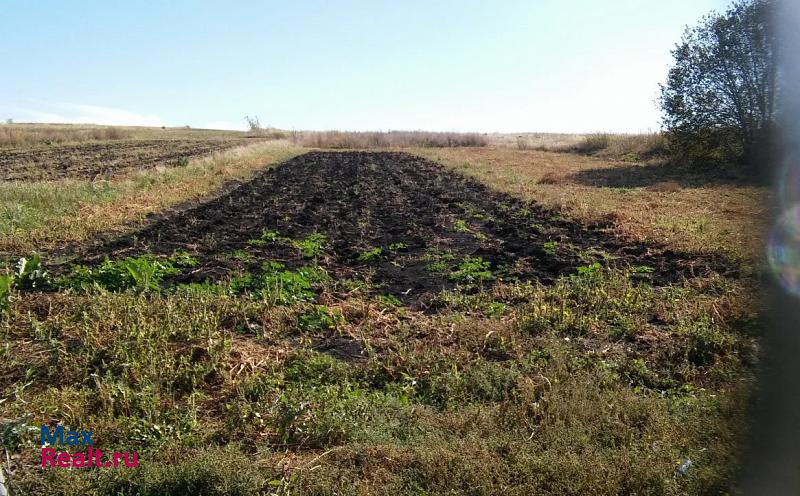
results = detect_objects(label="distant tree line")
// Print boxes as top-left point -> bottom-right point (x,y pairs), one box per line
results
659,0 -> 777,167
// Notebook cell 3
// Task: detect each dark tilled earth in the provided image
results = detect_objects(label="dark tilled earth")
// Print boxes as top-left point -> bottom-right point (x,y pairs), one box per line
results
64,151 -> 731,303
0,139 -> 249,181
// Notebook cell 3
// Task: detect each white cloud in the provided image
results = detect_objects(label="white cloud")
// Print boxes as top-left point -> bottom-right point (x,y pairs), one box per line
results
12,101 -> 165,127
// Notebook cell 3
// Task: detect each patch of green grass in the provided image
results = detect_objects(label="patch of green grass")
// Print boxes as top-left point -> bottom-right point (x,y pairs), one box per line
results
0,181 -> 118,235
0,262 -> 756,495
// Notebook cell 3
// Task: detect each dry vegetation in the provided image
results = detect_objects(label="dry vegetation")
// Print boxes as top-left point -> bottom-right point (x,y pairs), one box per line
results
289,130 -> 489,148
0,123 -> 254,148
506,132 -> 670,162
0,123 -> 131,147
0,125 -> 767,495
415,147 -> 767,262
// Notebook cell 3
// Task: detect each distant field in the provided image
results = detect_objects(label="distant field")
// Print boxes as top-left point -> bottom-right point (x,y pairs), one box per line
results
0,125 -> 766,495
0,139 -> 256,181
0,122 -> 251,147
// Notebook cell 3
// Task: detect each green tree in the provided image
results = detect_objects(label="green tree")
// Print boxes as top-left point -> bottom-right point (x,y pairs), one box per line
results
659,0 -> 777,165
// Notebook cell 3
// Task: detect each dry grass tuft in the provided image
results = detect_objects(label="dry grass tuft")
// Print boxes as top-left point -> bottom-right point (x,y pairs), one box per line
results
536,172 -> 568,185
646,181 -> 683,193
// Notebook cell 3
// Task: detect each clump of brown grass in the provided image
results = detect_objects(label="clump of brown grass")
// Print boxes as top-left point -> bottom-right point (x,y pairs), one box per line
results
0,124 -> 131,147
537,172 -> 568,185
559,133 -> 668,161
646,181 -> 683,193
291,131 -> 488,149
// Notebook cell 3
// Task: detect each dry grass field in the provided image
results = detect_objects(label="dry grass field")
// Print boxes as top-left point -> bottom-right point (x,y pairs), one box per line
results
0,129 -> 767,495
415,147 -> 768,262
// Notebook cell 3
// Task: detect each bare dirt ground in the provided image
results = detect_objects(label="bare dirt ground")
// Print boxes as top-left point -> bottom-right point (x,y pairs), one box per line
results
65,151 -> 730,304
0,139 -> 251,181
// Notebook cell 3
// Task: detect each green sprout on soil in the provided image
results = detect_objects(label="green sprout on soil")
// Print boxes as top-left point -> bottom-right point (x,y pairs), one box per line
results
357,247 -> 383,262
230,261 -> 329,305
575,261 -> 602,277
449,256 -> 494,283
543,241 -> 558,256
292,233 -> 328,258
456,201 -> 493,221
246,230 -> 287,246
247,230 -> 328,259
453,219 -> 487,241
388,242 -> 408,251
424,248 -> 457,275
453,219 -> 471,233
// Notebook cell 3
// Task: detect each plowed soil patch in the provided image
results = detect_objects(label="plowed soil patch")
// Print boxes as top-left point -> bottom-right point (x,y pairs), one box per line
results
0,139 -> 248,181
68,151 -> 730,302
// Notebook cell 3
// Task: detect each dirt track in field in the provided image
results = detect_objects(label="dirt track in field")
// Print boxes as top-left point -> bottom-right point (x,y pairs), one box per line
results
0,139 -> 249,181
67,151 -> 730,303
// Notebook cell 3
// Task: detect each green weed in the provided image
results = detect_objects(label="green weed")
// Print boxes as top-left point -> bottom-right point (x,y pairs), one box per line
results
0,274 -> 11,315
358,247 -> 383,262
15,253 -> 49,290
449,257 -> 494,284
297,305 -> 344,333
59,255 -> 181,293
229,262 -> 328,305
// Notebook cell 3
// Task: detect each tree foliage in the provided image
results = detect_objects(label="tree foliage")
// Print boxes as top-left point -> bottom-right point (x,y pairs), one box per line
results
660,0 -> 777,165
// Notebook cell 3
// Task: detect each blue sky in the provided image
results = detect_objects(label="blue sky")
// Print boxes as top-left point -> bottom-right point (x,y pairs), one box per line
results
1,0 -> 730,133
